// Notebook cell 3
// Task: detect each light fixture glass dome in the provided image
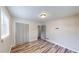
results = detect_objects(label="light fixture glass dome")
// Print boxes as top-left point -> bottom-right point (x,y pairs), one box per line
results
40,12 -> 47,18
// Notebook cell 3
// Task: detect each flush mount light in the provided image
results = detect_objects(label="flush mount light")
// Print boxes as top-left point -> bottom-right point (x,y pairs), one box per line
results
40,12 -> 47,18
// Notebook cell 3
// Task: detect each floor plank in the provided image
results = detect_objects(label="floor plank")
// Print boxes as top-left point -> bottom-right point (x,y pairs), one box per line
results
11,39 -> 77,53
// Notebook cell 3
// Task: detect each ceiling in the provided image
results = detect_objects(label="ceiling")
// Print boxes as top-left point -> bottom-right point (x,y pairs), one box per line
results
7,6 -> 79,22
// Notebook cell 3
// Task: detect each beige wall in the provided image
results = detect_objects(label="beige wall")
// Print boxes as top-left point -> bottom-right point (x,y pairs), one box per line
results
0,7 -> 14,52
45,15 -> 79,52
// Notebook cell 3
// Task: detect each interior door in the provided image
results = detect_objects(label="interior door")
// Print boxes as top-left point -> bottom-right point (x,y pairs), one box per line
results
15,22 -> 29,45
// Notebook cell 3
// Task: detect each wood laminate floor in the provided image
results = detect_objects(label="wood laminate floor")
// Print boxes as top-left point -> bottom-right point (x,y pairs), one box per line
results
11,39 -> 76,53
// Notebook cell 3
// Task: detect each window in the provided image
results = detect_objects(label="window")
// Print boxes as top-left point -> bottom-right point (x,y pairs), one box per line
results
1,10 -> 9,39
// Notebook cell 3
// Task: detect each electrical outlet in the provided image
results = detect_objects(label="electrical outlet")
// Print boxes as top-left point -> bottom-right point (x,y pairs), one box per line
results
1,39 -> 4,43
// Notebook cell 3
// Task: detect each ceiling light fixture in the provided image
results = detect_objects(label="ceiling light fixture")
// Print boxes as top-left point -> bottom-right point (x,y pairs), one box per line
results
40,12 -> 47,18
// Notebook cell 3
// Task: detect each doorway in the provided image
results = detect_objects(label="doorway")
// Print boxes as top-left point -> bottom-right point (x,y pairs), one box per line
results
38,25 -> 46,40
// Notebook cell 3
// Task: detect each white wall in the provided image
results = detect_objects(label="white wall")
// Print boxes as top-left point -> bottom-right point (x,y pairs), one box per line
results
0,7 -> 14,52
45,15 -> 79,52
14,18 -> 41,43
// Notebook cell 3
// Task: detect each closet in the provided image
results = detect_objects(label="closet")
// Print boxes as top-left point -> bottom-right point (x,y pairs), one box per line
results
15,22 -> 29,45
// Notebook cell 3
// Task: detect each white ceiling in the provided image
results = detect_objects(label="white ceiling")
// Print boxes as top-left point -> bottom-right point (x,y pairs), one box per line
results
7,6 -> 79,22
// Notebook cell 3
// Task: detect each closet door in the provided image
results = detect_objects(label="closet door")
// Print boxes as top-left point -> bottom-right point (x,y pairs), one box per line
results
15,23 -> 29,45
23,24 -> 29,43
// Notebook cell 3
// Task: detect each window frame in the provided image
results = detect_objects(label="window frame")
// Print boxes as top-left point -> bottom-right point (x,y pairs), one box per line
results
1,10 -> 10,39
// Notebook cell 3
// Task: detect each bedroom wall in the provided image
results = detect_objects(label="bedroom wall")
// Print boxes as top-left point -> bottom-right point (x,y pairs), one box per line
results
0,7 -> 14,52
45,15 -> 79,52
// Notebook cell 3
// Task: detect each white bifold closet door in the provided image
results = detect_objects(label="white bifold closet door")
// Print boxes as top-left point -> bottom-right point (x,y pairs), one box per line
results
15,22 -> 29,45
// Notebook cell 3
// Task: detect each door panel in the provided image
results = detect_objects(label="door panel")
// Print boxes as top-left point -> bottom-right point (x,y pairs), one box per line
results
24,24 -> 29,43
15,23 -> 29,45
